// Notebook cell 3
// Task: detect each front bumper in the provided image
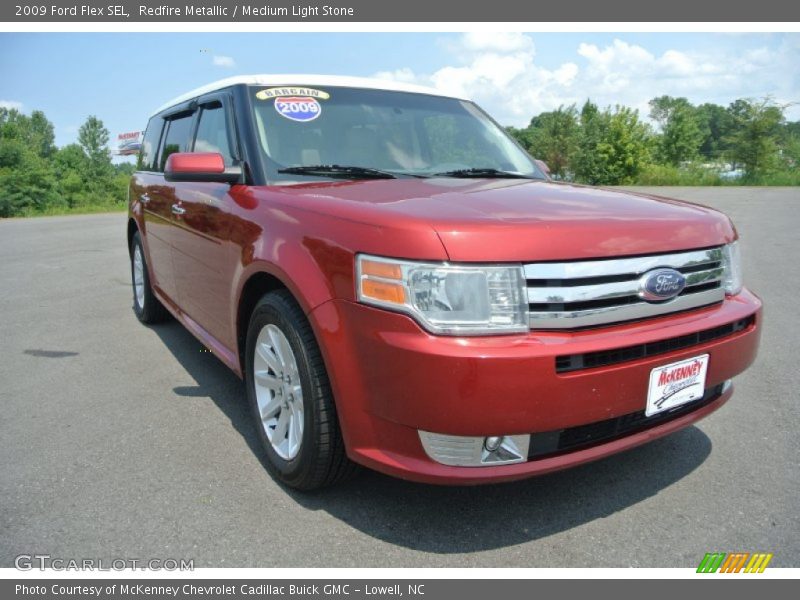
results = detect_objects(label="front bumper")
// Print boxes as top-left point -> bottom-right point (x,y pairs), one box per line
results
309,289 -> 761,485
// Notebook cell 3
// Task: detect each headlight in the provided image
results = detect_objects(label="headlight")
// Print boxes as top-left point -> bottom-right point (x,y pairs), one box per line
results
721,241 -> 743,295
356,254 -> 529,335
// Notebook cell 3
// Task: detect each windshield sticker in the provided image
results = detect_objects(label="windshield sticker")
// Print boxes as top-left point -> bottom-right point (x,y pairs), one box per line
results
274,96 -> 322,122
256,87 -> 330,101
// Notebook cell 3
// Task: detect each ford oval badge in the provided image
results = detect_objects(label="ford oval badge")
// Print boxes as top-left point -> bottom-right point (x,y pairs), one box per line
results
638,268 -> 686,302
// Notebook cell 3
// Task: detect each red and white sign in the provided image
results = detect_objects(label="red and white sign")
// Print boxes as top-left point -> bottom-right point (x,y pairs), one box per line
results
117,131 -> 143,156
646,354 -> 709,416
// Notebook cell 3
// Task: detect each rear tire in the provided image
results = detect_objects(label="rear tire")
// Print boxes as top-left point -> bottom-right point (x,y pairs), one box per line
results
245,290 -> 358,490
130,231 -> 169,324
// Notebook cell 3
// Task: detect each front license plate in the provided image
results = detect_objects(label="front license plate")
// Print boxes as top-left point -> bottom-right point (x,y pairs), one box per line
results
646,354 -> 710,417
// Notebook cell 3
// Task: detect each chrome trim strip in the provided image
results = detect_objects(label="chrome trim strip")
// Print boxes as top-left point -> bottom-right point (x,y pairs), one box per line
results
523,247 -> 723,280
528,279 -> 641,304
527,266 -> 723,304
684,267 -> 724,286
528,287 -> 724,329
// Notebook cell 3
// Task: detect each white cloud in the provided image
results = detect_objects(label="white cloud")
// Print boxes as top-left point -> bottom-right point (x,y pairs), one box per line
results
374,33 -> 800,126
0,100 -> 23,111
373,67 -> 417,83
212,55 -> 236,68
553,63 -> 579,86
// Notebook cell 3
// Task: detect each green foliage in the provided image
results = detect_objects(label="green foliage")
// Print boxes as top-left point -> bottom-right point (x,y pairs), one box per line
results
524,105 -> 579,179
737,170 -> 800,186
0,137 -> 26,169
507,95 -> 798,187
28,110 -> 56,158
78,115 -> 110,162
505,126 -> 533,150
696,103 -> 733,160
635,164 -> 723,186
649,96 -> 691,129
78,115 -> 113,180
572,102 -> 653,185
649,97 -> 704,165
0,152 -> 62,217
784,134 -> 800,168
725,98 -> 785,179
633,164 -> 800,186
0,110 -> 128,217
0,108 -> 56,159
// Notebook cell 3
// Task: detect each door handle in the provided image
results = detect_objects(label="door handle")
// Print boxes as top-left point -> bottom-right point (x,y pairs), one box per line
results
171,204 -> 186,216
139,193 -> 150,204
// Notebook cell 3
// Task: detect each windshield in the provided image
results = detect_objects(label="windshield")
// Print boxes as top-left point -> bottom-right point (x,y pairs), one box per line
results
249,85 -> 545,182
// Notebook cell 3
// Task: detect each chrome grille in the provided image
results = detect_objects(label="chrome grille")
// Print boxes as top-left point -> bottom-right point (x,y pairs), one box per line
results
524,247 -> 725,329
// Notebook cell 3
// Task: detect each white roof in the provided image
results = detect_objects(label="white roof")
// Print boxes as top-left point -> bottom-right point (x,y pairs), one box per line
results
151,74 -> 467,116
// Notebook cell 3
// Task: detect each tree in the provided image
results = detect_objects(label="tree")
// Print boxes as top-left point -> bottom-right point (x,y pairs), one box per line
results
783,121 -> 800,169
572,101 -> 607,184
573,102 -> 653,185
506,125 -> 533,151
659,105 -> 704,166
726,98 -> 785,179
526,105 -> 579,179
0,137 -> 26,169
649,96 -> 691,130
696,103 -> 733,161
0,108 -> 60,216
0,108 -> 55,158
0,151 -> 60,217
0,107 -> 24,139
28,110 -> 56,158
53,144 -> 92,208
649,96 -> 703,165
78,115 -> 112,178
54,143 -> 90,179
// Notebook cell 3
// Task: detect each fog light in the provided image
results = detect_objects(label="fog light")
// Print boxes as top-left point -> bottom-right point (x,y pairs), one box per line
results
484,436 -> 504,452
418,431 -> 530,467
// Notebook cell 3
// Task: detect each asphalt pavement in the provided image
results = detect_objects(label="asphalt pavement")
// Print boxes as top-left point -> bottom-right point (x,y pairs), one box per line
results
1,187 -> 798,568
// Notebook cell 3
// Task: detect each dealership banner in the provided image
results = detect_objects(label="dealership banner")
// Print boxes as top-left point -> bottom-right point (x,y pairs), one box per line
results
116,131 -> 143,156
3,0 -> 800,22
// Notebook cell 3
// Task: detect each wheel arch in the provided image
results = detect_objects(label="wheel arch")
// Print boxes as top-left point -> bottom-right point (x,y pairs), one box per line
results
126,217 -> 139,256
235,270 -> 297,375
233,244 -> 340,375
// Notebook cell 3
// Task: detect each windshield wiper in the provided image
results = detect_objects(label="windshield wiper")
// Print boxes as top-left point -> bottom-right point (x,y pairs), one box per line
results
277,165 -> 398,179
432,167 -> 538,179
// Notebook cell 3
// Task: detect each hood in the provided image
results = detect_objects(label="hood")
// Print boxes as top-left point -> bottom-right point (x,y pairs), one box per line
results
260,178 -> 735,262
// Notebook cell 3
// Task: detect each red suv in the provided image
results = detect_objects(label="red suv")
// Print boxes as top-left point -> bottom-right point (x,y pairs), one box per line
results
128,75 -> 761,490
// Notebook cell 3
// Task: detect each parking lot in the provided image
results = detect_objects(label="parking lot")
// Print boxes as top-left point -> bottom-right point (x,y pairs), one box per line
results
1,186 -> 798,568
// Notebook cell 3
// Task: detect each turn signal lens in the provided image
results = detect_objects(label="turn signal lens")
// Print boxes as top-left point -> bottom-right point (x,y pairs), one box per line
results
360,258 -> 402,280
361,279 -> 406,305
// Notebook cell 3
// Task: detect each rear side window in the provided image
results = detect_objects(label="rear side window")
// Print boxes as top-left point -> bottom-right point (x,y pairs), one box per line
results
194,104 -> 234,166
159,114 -> 194,171
137,117 -> 163,171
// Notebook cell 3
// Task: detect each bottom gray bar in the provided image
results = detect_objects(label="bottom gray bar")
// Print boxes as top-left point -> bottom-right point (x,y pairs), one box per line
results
3,579 -> 790,600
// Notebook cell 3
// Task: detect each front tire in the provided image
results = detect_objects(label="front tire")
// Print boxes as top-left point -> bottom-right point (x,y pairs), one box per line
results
245,290 -> 358,490
130,231 -> 169,324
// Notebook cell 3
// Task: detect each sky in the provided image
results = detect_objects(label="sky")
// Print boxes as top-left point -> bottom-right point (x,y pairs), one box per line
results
1,32 -> 798,157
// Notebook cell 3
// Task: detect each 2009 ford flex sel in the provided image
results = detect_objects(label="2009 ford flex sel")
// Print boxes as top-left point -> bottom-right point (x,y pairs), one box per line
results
128,75 -> 762,490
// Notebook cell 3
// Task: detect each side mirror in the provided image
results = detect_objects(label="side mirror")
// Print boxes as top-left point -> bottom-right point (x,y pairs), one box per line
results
534,159 -> 551,176
164,152 -> 242,184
